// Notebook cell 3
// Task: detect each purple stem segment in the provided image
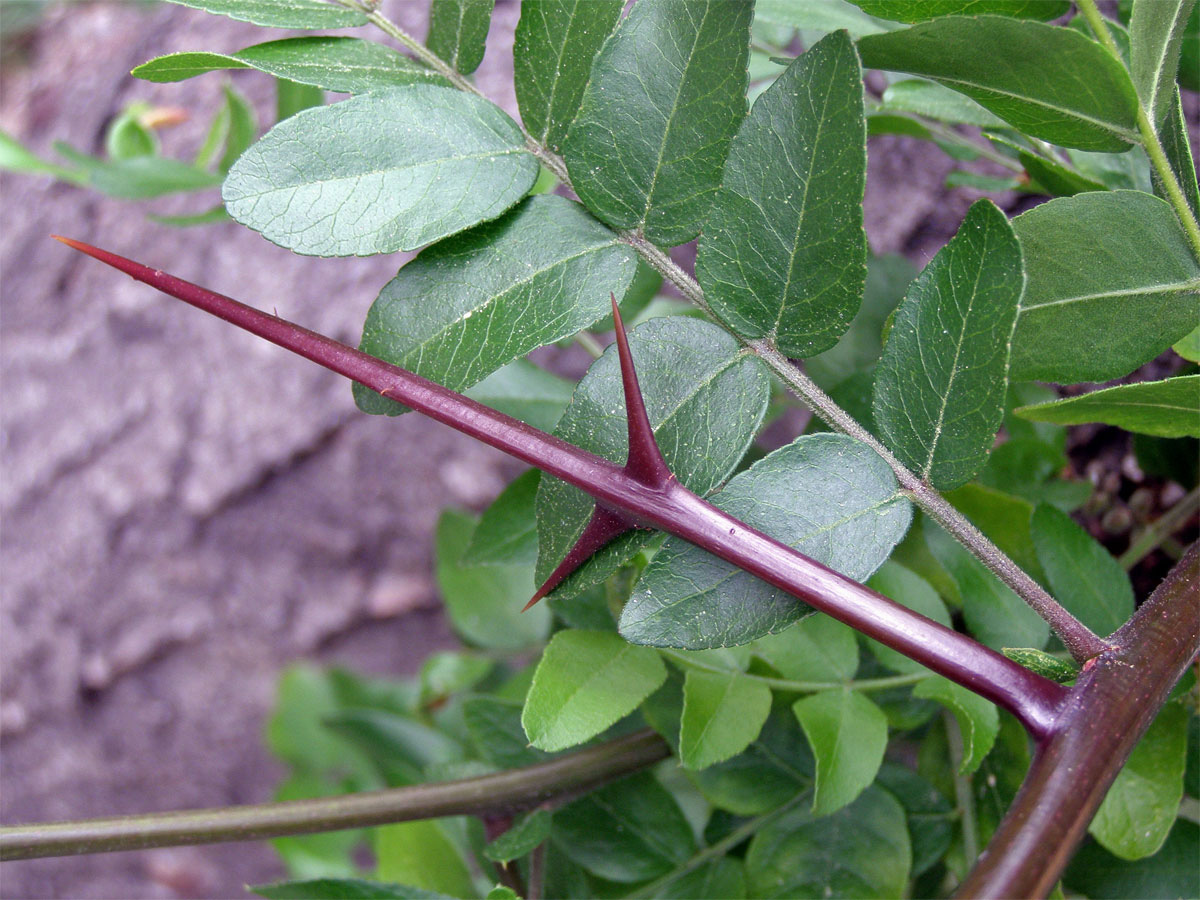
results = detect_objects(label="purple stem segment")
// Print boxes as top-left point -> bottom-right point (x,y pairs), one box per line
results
51,236 -> 1069,740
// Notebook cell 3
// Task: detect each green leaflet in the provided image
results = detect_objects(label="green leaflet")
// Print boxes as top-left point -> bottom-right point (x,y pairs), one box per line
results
679,670 -> 772,769
375,821 -> 474,898
923,517 -> 1050,650
325,709 -> 465,787
697,31 -> 867,358
755,0 -> 895,37
521,630 -> 666,751
535,317 -> 769,600
1010,192 -> 1200,384
1153,90 -> 1200,222
1067,821 -> 1200,899
849,0 -> 1068,22
514,0 -> 623,153
434,510 -> 551,652
564,0 -> 753,246
793,690 -> 889,816
1130,0 -> 1196,126
872,200 -> 1024,491
1090,703 -> 1188,859
551,771 -> 697,882
620,434 -> 911,649
463,360 -> 575,432
1174,324 -> 1200,362
463,696 -> 553,768
857,16 -> 1140,151
134,38 -> 446,94
880,79 -> 1005,127
874,764 -> 954,877
354,195 -> 634,413
52,143 -> 223,199
645,859 -> 747,900
687,710 -> 814,815
426,0 -> 494,75
863,562 -> 950,675
752,615 -> 860,682
745,786 -> 911,898
276,78 -> 324,121
913,676 -> 999,774
464,469 -> 540,566
484,809 -> 552,863
253,880 -> 447,899
166,0 -> 366,28
1016,376 -> 1200,439
223,85 -> 537,257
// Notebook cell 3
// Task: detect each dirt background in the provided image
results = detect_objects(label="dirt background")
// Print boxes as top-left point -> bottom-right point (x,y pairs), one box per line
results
1,2 -> 1044,897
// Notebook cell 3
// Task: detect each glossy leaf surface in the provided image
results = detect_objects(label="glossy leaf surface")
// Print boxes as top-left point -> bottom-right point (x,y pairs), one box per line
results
522,630 -> 666,751
679,670 -> 773,769
793,690 -> 889,815
697,31 -> 866,357
514,0 -> 623,153
224,86 -> 537,256
858,16 -> 1140,151
254,880 -> 444,899
355,196 -> 634,413
873,200 -> 1023,490
463,360 -> 574,432
564,0 -> 753,245
621,434 -> 911,649
1009,191 -> 1200,383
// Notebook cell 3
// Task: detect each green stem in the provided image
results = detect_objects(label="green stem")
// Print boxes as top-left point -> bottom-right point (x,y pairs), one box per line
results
946,710 -> 979,867
659,649 -> 929,694
863,99 -> 1023,172
341,1 -> 1107,664
0,730 -> 669,861
1120,486 -> 1200,569
622,793 -> 806,899
1179,796 -> 1200,825
574,330 -> 605,359
1076,0 -> 1200,259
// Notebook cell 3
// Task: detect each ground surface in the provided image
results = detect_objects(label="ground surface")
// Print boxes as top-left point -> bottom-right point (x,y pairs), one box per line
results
2,3 -> 1010,897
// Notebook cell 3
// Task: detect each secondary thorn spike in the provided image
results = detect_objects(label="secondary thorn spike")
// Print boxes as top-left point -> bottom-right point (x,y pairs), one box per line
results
610,293 -> 672,488
523,505 -> 635,610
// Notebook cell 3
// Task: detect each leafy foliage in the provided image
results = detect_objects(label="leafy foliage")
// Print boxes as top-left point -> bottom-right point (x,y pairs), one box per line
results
14,0 -> 1200,897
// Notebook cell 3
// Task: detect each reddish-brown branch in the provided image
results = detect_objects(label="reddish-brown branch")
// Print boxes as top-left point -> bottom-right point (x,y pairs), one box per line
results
51,236 -> 1066,738
958,542 -> 1199,899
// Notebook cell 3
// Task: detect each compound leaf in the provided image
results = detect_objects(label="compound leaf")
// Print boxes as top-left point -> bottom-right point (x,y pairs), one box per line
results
872,200 -> 1023,491
697,31 -> 867,358
564,0 -> 753,245
620,434 -> 911,649
224,85 -> 537,257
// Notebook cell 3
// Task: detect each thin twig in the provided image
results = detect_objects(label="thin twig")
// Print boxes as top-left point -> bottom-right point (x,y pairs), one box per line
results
1120,486 -> 1200,569
0,731 -> 670,860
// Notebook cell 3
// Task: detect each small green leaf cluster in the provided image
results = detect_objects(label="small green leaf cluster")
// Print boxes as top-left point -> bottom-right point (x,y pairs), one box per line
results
13,0 -> 1199,896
